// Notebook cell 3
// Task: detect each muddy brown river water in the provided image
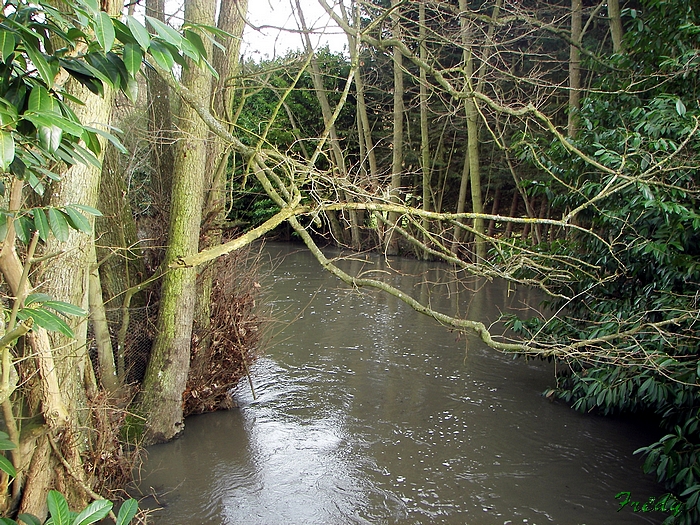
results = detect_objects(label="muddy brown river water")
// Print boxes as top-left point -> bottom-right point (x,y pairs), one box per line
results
139,243 -> 666,524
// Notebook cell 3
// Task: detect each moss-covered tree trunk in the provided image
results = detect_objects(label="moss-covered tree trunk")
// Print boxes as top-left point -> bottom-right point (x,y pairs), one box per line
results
138,0 -> 215,444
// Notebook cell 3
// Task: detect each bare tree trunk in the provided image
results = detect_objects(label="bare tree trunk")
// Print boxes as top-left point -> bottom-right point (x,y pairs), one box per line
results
386,0 -> 404,256
504,190 -> 519,239
487,185 -> 501,237
88,241 -> 118,393
139,0 -> 215,444
451,0 -> 500,261
345,2 -> 377,248
297,1 -> 360,249
419,1 -> 432,260
568,0 -> 582,137
193,0 -> 248,372
608,0 -> 624,53
145,0 -> 176,219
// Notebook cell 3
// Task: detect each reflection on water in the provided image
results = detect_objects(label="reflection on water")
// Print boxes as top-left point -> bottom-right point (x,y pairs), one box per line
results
140,243 -> 663,524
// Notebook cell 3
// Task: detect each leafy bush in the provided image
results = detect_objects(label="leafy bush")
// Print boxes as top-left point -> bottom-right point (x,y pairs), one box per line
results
0,491 -> 138,525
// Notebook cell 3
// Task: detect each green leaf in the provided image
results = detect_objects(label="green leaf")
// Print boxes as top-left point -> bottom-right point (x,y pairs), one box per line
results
19,308 -> 73,338
16,514 -> 41,525
23,37 -> 55,88
25,293 -> 52,305
183,29 -> 207,60
72,499 -> 112,525
179,36 -> 200,63
201,57 -> 219,81
82,129 -> 101,157
126,16 -> 150,50
123,42 -> 142,78
23,113 -> 84,139
147,40 -> 175,71
124,77 -> 138,103
28,87 -> 62,151
675,98 -> 686,116
115,499 -> 138,525
62,206 -> 91,233
32,208 -> 50,241
28,86 -> 61,114
146,16 -> 183,48
76,0 -> 99,13
70,143 -> 101,169
83,126 -> 127,154
12,217 -> 33,244
85,52 -> 120,88
0,98 -> 19,126
38,124 -> 62,153
69,204 -> 103,217
47,491 -> 70,525
106,52 -> 130,89
43,300 -> 87,317
62,56 -> 112,87
48,207 -> 69,242
0,31 -> 16,63
0,518 -> 19,525
0,436 -> 15,451
0,214 -> 7,242
94,11 -> 115,52
0,454 -> 15,479
0,131 -> 15,172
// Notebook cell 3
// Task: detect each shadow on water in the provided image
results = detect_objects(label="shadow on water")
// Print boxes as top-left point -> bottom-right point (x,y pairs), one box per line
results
139,243 -> 665,524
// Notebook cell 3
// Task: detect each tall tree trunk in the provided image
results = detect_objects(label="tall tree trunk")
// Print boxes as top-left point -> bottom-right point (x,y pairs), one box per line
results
139,0 -> 215,444
608,0 -> 624,53
568,0 -> 582,137
193,0 -> 248,375
145,0 -> 176,219
96,146 -> 148,384
17,0 -> 122,513
345,2 -> 376,247
451,0 -> 500,261
419,1 -> 432,260
386,0 -> 404,256
88,240 -> 118,393
297,1 -> 360,249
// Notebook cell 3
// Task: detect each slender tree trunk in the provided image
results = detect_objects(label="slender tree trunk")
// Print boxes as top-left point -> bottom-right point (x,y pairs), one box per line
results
487,185 -> 500,237
346,3 -> 377,247
451,142 -> 470,254
608,0 -> 624,53
568,0 -> 582,137
386,0 -> 404,255
297,0 -> 360,249
88,241 -> 118,393
145,0 -> 176,219
504,190 -> 519,238
419,1 -> 432,260
96,146 -> 148,383
139,0 -> 215,444
193,0 -> 248,372
451,0 -> 500,261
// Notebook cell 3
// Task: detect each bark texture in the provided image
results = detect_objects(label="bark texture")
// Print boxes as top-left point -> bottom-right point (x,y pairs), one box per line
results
139,0 -> 215,444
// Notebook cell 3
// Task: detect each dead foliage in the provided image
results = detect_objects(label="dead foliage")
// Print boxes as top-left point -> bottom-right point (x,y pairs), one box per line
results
183,244 -> 266,415
84,387 -> 140,497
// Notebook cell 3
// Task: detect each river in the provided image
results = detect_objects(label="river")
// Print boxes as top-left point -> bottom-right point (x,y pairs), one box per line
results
138,243 -> 665,524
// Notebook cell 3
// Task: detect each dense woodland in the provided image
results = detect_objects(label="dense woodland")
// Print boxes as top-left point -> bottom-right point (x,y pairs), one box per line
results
0,0 -> 698,523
